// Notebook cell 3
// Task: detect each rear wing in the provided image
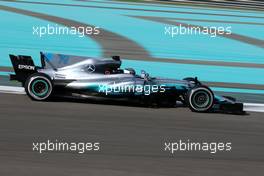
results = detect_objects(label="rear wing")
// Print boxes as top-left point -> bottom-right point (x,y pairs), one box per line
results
9,52 -> 56,84
9,54 -> 38,84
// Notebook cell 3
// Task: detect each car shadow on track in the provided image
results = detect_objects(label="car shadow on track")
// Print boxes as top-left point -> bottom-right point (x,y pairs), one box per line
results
48,96 -> 248,116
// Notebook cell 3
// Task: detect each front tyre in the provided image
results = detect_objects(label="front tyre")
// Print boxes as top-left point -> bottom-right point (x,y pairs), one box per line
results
187,86 -> 214,112
25,73 -> 53,101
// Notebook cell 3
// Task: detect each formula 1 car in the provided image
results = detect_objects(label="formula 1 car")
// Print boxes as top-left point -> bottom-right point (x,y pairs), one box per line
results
9,52 -> 244,113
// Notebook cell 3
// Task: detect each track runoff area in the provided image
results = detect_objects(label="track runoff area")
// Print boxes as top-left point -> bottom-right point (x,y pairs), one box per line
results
0,1 -> 264,112
0,0 -> 264,112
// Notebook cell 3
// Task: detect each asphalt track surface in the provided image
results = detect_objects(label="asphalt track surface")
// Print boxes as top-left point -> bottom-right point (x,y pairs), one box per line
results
1,93 -> 264,176
1,1 -> 264,175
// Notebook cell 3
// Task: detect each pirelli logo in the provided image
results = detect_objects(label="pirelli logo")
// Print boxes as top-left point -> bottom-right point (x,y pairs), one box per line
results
18,64 -> 35,70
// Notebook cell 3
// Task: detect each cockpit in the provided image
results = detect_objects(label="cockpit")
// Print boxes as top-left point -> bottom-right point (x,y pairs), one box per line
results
104,68 -> 136,75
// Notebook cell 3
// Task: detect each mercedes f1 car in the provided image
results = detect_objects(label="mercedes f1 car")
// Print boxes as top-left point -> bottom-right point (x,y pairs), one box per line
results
9,52 -> 244,113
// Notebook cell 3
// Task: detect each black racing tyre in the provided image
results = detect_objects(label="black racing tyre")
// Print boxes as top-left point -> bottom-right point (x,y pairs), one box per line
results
187,86 -> 214,112
24,73 -> 53,101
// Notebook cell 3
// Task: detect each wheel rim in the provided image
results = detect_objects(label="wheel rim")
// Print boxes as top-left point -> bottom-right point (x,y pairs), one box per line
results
191,90 -> 211,109
31,79 -> 49,97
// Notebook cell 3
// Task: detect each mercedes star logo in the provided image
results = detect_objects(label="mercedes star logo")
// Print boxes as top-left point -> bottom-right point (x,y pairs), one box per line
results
86,64 -> 96,73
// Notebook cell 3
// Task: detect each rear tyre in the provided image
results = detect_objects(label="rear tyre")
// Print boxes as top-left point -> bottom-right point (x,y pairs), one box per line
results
187,86 -> 214,112
25,73 -> 53,101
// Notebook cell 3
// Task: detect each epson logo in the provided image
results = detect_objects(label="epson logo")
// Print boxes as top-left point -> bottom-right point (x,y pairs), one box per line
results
18,65 -> 35,70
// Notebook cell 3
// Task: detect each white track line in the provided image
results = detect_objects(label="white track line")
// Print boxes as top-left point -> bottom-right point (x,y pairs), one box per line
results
243,103 -> 264,113
0,86 -> 25,94
0,86 -> 263,112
